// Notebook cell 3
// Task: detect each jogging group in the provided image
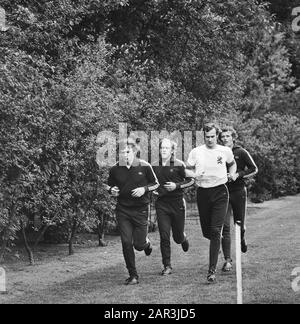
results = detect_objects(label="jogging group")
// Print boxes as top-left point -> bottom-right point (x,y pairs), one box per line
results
106,123 -> 258,285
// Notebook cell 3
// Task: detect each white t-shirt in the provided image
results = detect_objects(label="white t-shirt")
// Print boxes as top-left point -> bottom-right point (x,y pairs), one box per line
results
187,145 -> 234,188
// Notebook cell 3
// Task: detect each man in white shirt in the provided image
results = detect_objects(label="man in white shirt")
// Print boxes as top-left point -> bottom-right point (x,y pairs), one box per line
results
186,123 -> 237,283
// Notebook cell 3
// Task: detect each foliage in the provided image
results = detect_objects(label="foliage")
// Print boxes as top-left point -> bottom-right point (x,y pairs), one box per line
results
0,0 -> 300,262
0,47 -> 50,261
237,112 -> 300,199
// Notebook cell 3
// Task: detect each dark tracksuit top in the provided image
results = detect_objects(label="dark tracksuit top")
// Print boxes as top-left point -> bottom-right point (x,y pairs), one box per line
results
107,158 -> 159,208
227,145 -> 258,192
152,158 -> 195,201
107,159 -> 159,278
153,158 -> 194,267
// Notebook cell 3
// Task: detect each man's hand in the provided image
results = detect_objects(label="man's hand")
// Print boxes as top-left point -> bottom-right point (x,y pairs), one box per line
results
164,182 -> 177,192
185,169 -> 205,178
132,187 -> 146,197
228,173 -> 239,182
185,169 -> 196,178
153,190 -> 159,196
111,186 -> 120,197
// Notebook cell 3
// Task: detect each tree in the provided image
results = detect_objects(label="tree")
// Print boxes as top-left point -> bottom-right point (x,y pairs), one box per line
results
237,112 -> 300,198
0,48 -> 50,263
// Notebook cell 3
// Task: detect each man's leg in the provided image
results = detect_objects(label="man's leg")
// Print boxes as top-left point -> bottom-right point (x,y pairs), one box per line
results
171,198 -> 189,251
230,187 -> 247,253
156,200 -> 172,270
222,203 -> 232,265
132,207 -> 151,253
116,207 -> 138,281
209,185 -> 229,277
196,188 -> 211,240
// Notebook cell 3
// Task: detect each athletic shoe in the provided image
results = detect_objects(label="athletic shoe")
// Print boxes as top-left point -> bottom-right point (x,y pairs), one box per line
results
161,266 -> 172,276
241,238 -> 248,253
144,242 -> 153,256
222,260 -> 233,272
125,276 -> 139,285
207,270 -> 216,283
181,238 -> 189,252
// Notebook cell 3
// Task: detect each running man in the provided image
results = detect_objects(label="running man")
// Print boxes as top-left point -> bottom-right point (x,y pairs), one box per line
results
107,138 -> 159,285
219,127 -> 258,272
152,138 -> 194,275
186,123 -> 237,283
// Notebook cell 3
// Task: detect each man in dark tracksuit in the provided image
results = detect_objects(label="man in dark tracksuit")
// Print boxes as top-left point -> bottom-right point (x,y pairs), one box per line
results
220,127 -> 258,272
152,138 -> 194,275
107,139 -> 159,285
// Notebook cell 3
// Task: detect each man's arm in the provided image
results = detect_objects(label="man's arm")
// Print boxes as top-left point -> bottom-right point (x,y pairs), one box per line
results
227,160 -> 237,181
107,168 -> 119,196
107,168 -> 115,193
185,150 -> 197,178
164,162 -> 195,192
144,163 -> 160,192
185,167 -> 197,178
132,163 -> 159,198
226,148 -> 237,181
176,162 -> 195,189
238,149 -> 258,179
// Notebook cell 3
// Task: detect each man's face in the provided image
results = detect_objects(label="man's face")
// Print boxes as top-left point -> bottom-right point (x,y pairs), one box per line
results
120,145 -> 135,165
220,131 -> 234,148
204,129 -> 218,148
160,139 -> 173,160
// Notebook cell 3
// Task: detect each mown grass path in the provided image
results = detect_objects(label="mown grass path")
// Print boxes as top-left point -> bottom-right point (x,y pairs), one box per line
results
1,195 -> 299,304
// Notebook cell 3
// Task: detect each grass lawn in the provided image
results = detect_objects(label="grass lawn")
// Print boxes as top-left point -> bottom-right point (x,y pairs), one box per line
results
0,195 -> 299,304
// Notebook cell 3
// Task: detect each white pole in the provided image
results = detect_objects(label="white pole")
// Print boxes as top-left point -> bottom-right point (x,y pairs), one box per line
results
235,221 -> 243,304
0,267 -> 6,294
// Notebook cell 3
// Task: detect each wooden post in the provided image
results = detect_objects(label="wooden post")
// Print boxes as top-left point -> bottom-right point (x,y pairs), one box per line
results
235,221 -> 243,304
0,267 -> 6,294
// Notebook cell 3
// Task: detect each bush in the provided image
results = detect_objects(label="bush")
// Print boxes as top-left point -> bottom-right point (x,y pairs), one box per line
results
238,112 -> 300,199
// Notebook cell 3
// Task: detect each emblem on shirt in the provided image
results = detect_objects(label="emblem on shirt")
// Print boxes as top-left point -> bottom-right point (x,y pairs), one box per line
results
217,156 -> 223,164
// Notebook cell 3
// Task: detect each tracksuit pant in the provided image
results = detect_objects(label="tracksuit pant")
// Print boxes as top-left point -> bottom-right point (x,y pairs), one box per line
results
155,198 -> 186,268
196,184 -> 229,272
116,205 -> 150,278
222,187 -> 247,260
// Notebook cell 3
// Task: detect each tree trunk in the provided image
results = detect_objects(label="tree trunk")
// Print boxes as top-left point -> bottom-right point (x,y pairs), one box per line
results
0,241 -> 8,264
68,239 -> 74,256
33,213 -> 61,250
68,220 -> 77,255
33,225 -> 49,251
97,213 -> 107,247
21,221 -> 34,266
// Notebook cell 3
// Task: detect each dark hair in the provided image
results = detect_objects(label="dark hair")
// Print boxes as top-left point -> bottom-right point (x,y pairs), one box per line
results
219,126 -> 238,141
118,137 -> 138,152
203,123 -> 221,136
